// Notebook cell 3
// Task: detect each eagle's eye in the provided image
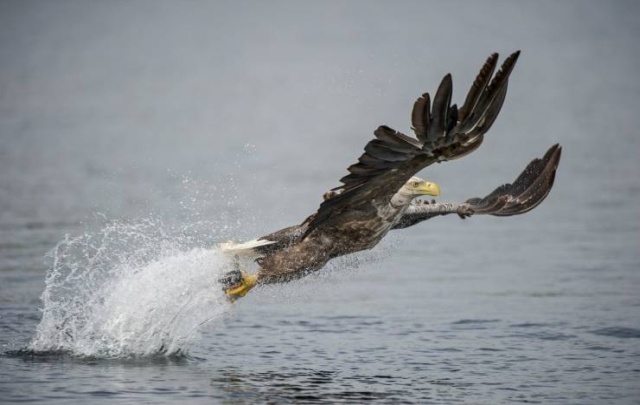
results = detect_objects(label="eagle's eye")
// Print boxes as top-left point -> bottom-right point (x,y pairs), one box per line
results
412,181 -> 420,188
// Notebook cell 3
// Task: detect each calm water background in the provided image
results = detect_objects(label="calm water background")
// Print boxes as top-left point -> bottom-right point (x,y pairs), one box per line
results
1,1 -> 640,403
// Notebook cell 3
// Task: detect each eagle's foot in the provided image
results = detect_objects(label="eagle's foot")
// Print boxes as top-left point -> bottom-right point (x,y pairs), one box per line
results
457,203 -> 474,219
218,269 -> 258,302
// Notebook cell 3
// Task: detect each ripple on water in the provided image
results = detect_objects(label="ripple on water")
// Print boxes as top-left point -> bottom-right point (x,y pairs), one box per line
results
209,369 -> 412,403
591,327 -> 640,339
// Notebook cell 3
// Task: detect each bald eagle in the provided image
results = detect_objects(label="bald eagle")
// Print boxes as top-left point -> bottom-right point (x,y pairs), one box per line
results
219,51 -> 562,300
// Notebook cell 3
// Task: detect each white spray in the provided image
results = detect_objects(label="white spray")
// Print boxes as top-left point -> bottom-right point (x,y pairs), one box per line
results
28,218 -> 234,358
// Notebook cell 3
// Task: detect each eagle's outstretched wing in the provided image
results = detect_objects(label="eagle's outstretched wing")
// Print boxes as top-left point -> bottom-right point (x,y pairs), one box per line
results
303,51 -> 521,237
393,144 -> 562,229
225,145 -> 560,262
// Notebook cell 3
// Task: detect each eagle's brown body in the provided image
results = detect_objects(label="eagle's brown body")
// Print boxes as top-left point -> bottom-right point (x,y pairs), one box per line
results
257,205 -> 400,283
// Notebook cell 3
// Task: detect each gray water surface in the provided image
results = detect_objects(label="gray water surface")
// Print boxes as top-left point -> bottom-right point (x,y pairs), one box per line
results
2,1 -> 640,404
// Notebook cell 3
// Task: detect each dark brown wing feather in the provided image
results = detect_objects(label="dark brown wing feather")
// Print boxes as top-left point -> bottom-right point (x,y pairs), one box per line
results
458,53 -> 498,123
303,51 -> 521,237
465,144 -> 562,216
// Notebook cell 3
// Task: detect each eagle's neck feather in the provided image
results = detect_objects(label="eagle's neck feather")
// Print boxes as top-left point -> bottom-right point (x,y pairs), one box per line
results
390,192 -> 413,209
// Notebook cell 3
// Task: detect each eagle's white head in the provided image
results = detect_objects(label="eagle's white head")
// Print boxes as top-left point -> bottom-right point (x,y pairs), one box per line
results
391,176 -> 440,208
398,176 -> 440,197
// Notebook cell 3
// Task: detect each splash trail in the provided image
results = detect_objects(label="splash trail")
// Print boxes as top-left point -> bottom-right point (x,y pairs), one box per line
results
28,219 -> 234,358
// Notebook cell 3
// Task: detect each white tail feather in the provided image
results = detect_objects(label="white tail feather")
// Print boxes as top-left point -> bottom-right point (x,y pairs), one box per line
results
219,239 -> 275,259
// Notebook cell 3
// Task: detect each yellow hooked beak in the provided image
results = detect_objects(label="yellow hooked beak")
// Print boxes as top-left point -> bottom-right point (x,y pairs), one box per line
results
417,181 -> 440,197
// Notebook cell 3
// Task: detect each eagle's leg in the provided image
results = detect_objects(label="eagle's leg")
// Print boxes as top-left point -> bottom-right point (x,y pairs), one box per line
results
218,269 -> 258,302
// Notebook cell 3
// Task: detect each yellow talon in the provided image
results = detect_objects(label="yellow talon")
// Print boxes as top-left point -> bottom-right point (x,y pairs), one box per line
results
225,273 -> 258,301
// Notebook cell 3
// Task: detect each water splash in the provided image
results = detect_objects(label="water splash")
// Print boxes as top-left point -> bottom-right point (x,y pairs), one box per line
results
28,218 -> 234,358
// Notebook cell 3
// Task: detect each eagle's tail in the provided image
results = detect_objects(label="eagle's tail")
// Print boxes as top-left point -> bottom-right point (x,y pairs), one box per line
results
219,239 -> 275,258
